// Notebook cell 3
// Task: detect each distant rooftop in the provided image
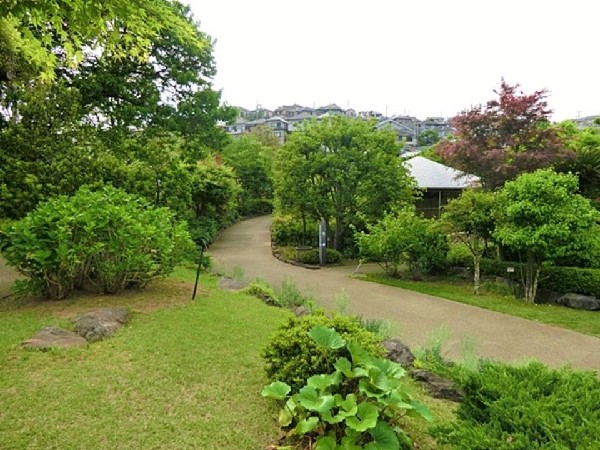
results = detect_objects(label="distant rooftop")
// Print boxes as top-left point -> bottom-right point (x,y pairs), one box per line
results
403,156 -> 480,189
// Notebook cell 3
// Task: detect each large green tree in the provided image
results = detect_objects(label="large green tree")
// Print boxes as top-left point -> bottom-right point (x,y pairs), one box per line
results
274,116 -> 415,251
494,169 -> 600,303
0,0 -> 207,83
222,135 -> 274,216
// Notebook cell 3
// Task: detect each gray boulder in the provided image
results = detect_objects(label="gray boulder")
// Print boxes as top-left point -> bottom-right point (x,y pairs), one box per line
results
556,293 -> 600,311
383,339 -> 415,368
22,326 -> 87,350
218,277 -> 248,291
411,369 -> 463,402
74,308 -> 130,342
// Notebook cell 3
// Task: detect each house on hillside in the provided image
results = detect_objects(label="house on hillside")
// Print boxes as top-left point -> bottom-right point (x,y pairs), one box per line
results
403,156 -> 480,218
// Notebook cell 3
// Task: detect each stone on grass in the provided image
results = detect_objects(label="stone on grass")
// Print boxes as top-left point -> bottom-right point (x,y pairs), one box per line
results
22,326 -> 87,350
556,293 -> 600,311
218,277 -> 248,291
411,369 -> 463,402
293,306 -> 310,317
383,339 -> 415,368
74,308 -> 130,342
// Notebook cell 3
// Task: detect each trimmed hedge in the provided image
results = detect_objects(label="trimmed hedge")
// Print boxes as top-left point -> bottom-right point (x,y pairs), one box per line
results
476,258 -> 600,298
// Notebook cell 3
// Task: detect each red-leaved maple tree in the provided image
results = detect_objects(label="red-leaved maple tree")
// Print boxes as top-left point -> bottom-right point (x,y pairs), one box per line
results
437,80 -> 573,189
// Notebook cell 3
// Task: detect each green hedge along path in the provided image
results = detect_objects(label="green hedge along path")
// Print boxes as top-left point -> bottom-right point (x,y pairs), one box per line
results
210,215 -> 600,373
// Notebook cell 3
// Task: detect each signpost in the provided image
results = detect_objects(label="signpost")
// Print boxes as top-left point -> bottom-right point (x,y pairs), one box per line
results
319,220 -> 327,266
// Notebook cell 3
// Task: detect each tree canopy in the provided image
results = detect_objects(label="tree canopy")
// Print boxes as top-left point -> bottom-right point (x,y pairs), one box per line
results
274,116 -> 415,251
437,80 -> 572,189
494,169 -> 600,302
0,0 -> 208,82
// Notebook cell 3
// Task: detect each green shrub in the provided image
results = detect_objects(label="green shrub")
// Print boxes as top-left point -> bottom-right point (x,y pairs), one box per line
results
243,278 -> 276,304
432,361 -> 600,449
296,248 -> 342,265
271,214 -> 318,247
188,215 -> 220,245
240,198 -> 273,217
356,208 -> 448,277
446,242 -> 472,267
274,278 -> 316,309
262,326 -> 431,450
479,258 -> 600,298
263,312 -> 386,391
2,186 -> 194,299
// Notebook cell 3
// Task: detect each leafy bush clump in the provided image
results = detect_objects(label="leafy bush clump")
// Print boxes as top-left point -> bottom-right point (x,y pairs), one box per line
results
356,208 -> 448,278
296,248 -> 343,265
272,214 -> 318,247
262,326 -> 431,450
263,312 -> 386,391
2,186 -> 194,299
274,278 -> 316,309
432,361 -> 600,449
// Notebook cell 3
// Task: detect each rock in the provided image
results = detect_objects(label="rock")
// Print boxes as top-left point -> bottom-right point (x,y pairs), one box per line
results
383,339 -> 415,368
74,308 -> 130,342
218,277 -> 248,291
556,293 -> 600,311
293,306 -> 310,317
256,293 -> 277,306
22,326 -> 87,350
411,369 -> 463,402
535,288 -> 561,305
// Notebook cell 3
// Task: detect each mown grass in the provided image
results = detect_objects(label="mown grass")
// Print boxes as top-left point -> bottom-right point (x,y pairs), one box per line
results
0,271 -> 292,450
0,266 -> 457,450
362,274 -> 600,338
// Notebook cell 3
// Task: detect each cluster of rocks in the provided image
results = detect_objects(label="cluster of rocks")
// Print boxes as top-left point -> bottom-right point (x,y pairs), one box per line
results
383,339 -> 463,402
21,308 -> 130,350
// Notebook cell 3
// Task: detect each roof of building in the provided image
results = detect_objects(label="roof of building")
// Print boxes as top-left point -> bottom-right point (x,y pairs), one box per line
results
403,156 -> 480,189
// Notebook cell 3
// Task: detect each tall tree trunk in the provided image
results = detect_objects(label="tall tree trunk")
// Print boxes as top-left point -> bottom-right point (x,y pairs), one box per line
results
333,217 -> 343,251
473,254 -> 481,295
524,252 -> 541,303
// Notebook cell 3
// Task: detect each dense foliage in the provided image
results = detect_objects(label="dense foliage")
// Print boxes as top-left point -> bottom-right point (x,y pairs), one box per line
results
437,80 -> 572,189
432,361 -> 600,449
263,313 -> 385,391
1,187 -> 194,299
441,189 -> 496,293
494,169 -> 600,302
262,326 -> 431,450
222,134 -> 274,216
356,208 -> 448,278
274,116 -> 415,251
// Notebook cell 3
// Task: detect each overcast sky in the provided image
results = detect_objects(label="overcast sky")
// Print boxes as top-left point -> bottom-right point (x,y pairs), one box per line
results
186,0 -> 598,121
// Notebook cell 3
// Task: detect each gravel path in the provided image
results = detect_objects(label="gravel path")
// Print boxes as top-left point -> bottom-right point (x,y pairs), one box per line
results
210,215 -> 600,372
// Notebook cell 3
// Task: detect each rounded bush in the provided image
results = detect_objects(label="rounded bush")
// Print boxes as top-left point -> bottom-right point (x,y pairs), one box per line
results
296,248 -> 342,265
262,312 -> 385,391
2,186 -> 194,299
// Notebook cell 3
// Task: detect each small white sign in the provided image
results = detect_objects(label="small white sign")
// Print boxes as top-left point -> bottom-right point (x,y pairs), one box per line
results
507,267 -> 515,273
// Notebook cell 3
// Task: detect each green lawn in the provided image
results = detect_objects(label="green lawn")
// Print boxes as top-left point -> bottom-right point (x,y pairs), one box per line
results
0,268 -> 456,450
362,274 -> 600,338
0,273 -> 291,450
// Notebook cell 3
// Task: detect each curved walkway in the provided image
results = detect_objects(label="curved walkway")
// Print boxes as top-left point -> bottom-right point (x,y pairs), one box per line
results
210,216 -> 600,372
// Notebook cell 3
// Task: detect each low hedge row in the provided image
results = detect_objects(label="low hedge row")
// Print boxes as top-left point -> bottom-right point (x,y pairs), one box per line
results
478,258 -> 600,298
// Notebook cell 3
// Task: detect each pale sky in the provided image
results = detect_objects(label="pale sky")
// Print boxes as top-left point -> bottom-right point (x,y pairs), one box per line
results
186,0 -> 599,121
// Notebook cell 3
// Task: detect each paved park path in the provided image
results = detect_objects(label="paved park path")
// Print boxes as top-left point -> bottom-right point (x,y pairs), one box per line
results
210,215 -> 600,372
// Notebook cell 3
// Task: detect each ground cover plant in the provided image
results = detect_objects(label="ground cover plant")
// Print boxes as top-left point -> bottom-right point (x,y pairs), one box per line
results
262,326 -> 432,449
0,272 -> 291,450
361,274 -> 600,338
432,361 -> 600,449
